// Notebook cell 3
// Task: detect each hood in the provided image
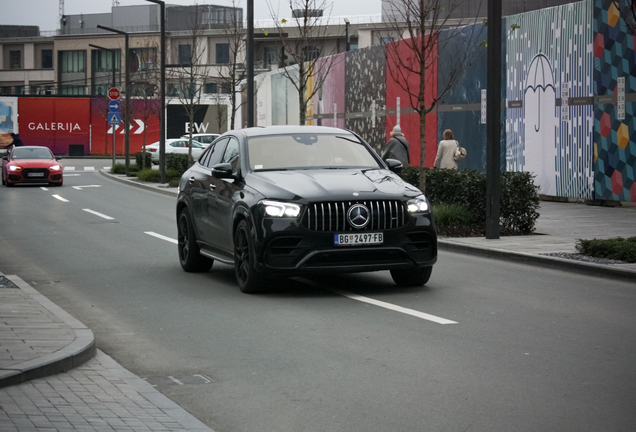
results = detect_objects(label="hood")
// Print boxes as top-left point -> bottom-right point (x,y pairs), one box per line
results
9,159 -> 57,168
246,168 -> 422,202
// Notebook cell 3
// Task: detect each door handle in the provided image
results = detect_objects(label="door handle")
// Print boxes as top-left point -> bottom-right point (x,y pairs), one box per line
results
188,176 -> 195,184
209,183 -> 216,189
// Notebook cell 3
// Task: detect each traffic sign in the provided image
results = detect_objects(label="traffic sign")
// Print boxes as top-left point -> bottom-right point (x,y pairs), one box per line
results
108,87 -> 120,100
108,112 -> 121,125
108,100 -> 121,112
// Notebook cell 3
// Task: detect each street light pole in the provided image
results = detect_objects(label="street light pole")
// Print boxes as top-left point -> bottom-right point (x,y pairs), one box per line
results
247,0 -> 254,127
98,25 -> 130,176
89,44 -> 117,167
344,18 -> 350,52
145,0 -> 166,183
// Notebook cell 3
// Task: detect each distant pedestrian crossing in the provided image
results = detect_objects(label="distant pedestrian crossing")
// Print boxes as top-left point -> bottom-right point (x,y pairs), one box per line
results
63,166 -> 111,172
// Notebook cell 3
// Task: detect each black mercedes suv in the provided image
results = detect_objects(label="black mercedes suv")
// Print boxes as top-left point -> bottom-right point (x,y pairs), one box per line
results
176,125 -> 437,293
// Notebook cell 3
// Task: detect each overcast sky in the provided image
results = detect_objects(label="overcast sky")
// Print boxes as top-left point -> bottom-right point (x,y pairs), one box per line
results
1,0 -> 381,32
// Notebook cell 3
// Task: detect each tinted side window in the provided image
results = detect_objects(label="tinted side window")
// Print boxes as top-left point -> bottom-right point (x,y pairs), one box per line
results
222,137 -> 240,173
205,137 -> 229,169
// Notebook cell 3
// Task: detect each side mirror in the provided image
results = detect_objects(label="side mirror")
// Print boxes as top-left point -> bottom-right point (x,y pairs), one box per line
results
384,158 -> 403,173
55,156 -> 62,161
211,162 -> 234,179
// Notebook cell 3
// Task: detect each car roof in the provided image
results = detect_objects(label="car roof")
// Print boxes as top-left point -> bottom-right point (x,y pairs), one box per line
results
181,133 -> 220,137
231,125 -> 354,139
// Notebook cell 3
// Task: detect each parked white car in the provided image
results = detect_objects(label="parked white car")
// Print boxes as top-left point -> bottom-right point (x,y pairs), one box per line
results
145,139 -> 205,164
180,133 -> 221,147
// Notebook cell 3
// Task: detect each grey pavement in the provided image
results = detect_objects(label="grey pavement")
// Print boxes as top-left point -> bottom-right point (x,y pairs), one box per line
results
0,170 -> 633,431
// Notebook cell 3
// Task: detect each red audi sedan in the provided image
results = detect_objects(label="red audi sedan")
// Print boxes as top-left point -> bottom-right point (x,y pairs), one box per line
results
2,146 -> 63,187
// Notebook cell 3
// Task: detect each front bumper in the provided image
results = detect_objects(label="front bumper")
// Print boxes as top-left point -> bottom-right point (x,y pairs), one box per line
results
253,214 -> 437,276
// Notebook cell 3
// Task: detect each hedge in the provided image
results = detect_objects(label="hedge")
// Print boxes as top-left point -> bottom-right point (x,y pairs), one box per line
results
401,167 -> 540,234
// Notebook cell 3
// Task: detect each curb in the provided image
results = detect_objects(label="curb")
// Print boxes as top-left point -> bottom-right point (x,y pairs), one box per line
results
438,240 -> 636,284
0,274 -> 96,389
99,169 -> 178,197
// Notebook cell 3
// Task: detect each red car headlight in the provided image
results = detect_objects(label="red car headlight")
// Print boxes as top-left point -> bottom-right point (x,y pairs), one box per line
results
49,164 -> 62,171
8,165 -> 22,171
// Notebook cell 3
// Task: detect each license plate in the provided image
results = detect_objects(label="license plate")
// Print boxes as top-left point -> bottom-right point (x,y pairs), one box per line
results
27,172 -> 44,177
334,232 -> 383,246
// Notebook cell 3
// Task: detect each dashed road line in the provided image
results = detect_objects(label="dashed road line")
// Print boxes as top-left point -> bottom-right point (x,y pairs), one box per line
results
83,209 -> 114,220
331,288 -> 458,324
145,231 -> 178,244
52,195 -> 69,202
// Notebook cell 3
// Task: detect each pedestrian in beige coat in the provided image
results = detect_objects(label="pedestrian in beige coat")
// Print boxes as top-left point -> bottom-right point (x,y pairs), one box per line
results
434,129 -> 461,169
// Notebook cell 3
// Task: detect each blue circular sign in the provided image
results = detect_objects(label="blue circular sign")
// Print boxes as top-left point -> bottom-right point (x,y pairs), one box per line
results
108,100 -> 121,112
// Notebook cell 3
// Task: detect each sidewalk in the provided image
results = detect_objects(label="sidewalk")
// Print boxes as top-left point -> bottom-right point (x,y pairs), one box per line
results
0,273 -> 213,431
0,171 -> 633,431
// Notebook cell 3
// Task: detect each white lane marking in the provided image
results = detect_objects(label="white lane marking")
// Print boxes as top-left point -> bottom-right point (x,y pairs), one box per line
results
85,166 -> 95,171
168,376 -> 184,385
64,166 -> 76,171
104,166 -> 110,170
72,185 -> 102,190
82,208 -> 114,220
145,231 -> 178,244
52,195 -> 69,202
41,187 -> 48,191
330,288 -> 458,325
65,174 -> 81,177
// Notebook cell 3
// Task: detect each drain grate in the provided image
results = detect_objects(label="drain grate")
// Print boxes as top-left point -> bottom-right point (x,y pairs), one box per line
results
0,276 -> 18,289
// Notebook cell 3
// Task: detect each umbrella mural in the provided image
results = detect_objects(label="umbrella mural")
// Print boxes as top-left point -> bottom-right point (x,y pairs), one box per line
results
523,53 -> 558,196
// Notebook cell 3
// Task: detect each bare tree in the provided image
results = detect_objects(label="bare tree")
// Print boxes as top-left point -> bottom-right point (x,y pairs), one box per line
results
383,0 -> 483,193
268,0 -> 339,125
130,42 -> 161,170
216,0 -> 246,130
167,5 -> 208,166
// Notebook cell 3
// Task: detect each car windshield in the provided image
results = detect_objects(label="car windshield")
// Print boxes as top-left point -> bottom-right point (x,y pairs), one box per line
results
12,148 -> 53,160
247,133 -> 380,171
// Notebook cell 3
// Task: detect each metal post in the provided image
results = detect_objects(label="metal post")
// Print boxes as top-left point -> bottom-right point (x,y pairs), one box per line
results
345,19 -> 350,52
97,25 -> 131,176
486,0 -> 502,239
89,44 -> 118,166
247,0 -> 254,127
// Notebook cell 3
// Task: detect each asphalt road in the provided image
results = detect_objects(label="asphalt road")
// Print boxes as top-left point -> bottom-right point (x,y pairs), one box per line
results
1,170 -> 635,432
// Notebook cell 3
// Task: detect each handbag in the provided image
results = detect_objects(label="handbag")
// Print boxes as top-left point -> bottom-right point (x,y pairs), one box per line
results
454,141 -> 467,160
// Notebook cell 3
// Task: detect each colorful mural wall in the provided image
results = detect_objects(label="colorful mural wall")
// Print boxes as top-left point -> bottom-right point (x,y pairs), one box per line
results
593,0 -> 636,201
505,0 -> 594,199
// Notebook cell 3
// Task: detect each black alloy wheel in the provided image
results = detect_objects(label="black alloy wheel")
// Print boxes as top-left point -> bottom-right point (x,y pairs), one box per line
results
390,266 -> 432,287
178,209 -> 213,272
234,219 -> 263,293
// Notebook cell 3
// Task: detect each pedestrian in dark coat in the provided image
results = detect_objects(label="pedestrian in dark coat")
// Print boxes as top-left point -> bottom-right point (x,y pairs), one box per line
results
382,125 -> 410,166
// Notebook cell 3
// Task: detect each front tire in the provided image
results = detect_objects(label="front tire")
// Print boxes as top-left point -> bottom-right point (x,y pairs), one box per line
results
391,266 -> 432,287
178,209 -> 213,272
234,219 -> 263,294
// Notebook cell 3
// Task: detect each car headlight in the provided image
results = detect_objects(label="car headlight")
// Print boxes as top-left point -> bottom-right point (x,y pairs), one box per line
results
407,195 -> 430,213
8,166 -> 22,171
49,165 -> 61,171
261,200 -> 301,217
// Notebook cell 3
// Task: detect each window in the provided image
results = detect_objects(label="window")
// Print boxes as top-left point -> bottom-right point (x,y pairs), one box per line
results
381,36 -> 395,45
222,137 -> 240,173
131,48 -> 156,72
59,50 -> 85,73
41,49 -> 53,69
92,49 -> 120,73
10,51 -> 21,69
60,85 -> 85,95
205,82 -> 218,94
203,138 -> 228,168
178,44 -> 192,66
304,46 -> 320,62
216,43 -> 230,64
0,87 -> 11,95
264,47 -> 278,67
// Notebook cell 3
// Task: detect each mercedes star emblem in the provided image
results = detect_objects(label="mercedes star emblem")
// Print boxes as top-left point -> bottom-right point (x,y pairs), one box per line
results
347,204 -> 370,229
